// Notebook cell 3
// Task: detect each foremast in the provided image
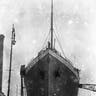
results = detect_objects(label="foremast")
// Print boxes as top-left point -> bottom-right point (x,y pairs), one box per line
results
50,0 -> 54,49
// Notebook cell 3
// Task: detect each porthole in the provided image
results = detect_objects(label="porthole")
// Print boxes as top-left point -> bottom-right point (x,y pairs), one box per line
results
54,68 -> 60,79
39,69 -> 45,80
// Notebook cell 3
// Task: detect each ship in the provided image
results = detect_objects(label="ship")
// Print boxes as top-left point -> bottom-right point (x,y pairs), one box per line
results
20,0 -> 96,96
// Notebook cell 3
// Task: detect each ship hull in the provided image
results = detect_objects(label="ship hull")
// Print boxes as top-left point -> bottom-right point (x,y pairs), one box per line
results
24,50 -> 79,96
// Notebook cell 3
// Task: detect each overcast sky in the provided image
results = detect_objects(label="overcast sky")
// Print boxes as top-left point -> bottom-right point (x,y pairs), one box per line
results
1,0 -> 96,96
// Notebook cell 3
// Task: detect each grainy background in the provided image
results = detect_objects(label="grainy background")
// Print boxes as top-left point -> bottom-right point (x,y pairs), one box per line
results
1,0 -> 96,96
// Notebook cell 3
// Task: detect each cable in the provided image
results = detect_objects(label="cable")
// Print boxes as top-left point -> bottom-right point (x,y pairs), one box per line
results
40,30 -> 50,50
53,18 -> 67,57
54,30 -> 66,58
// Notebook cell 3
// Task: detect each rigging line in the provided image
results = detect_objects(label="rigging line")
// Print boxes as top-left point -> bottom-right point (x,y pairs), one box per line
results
36,29 -> 50,53
53,21 -> 74,64
54,30 -> 74,64
31,33 -> 48,55
40,30 -> 50,50
53,19 -> 66,57
54,30 -> 66,58
53,19 -> 64,47
34,29 -> 51,53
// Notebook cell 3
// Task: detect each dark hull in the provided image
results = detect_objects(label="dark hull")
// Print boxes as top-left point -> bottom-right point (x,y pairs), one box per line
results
24,49 -> 79,96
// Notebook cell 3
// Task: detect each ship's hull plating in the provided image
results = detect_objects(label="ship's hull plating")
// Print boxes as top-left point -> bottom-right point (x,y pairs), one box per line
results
24,51 -> 79,96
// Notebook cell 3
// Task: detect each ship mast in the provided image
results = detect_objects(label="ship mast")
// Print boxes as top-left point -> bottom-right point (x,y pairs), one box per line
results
50,0 -> 54,49
7,24 -> 16,96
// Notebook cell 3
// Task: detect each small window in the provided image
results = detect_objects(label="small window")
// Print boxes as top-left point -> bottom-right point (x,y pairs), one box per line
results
39,69 -> 45,80
54,68 -> 60,78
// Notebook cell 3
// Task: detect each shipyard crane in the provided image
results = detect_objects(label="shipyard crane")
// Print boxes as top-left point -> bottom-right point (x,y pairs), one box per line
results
79,84 -> 96,92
